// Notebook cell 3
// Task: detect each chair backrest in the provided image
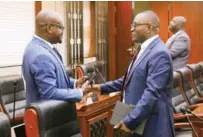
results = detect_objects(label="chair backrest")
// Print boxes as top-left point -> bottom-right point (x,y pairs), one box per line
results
75,61 -> 105,84
187,64 -> 203,97
24,100 -> 81,137
176,67 -> 199,105
198,61 -> 203,77
171,71 -> 188,113
0,75 -> 26,125
0,112 -> 11,137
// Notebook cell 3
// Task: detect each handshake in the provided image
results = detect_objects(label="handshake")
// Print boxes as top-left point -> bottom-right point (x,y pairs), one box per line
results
76,75 -> 101,103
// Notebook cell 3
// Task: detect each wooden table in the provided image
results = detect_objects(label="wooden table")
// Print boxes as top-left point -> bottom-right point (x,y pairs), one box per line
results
76,92 -> 121,137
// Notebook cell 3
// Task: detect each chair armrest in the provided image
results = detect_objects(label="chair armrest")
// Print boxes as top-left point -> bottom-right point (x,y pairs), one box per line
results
174,113 -> 186,120
198,98 -> 203,103
175,122 -> 191,129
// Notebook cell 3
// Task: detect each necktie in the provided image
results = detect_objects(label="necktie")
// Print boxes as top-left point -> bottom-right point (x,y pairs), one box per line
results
53,47 -> 63,63
120,45 -> 141,101
128,46 -> 141,75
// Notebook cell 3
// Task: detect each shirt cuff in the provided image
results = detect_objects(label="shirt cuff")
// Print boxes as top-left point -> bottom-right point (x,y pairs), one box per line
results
79,88 -> 83,97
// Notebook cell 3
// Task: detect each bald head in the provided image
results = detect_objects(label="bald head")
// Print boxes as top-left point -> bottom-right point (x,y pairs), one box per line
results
173,16 -> 186,29
169,16 -> 186,33
131,10 -> 160,43
136,11 -> 160,28
36,10 -> 63,30
35,10 -> 64,44
134,10 -> 160,33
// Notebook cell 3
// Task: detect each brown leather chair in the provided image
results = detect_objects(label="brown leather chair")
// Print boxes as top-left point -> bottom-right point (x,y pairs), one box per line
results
187,64 -> 203,97
172,72 -> 202,130
198,61 -> 203,77
176,67 -> 203,105
172,72 -> 192,124
0,112 -> 11,137
75,61 -> 105,84
172,70 -> 203,132
172,72 -> 188,114
24,100 -> 81,137
0,75 -> 26,125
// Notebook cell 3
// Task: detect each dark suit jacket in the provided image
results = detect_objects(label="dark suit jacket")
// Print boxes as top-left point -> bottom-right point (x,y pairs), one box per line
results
101,37 -> 175,137
166,30 -> 190,70
22,36 -> 82,104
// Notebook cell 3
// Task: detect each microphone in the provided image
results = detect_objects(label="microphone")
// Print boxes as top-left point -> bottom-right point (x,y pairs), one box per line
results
180,107 -> 198,137
185,108 -> 203,121
93,62 -> 106,83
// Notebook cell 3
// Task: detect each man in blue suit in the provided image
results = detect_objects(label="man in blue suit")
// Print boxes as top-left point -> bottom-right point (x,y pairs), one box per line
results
23,10 -> 90,105
94,11 -> 174,137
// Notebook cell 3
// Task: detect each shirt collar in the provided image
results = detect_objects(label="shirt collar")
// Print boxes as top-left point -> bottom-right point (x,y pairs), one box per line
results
140,35 -> 159,50
34,34 -> 54,49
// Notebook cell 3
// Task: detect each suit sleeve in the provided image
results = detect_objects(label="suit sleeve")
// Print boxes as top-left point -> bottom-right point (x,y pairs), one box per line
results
123,51 -> 172,130
168,36 -> 189,58
100,77 -> 124,94
30,54 -> 82,102
69,77 -> 76,88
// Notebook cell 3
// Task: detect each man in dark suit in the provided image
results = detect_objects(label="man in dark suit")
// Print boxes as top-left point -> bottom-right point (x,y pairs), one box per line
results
22,10 -> 90,105
93,10 -> 174,137
166,16 -> 190,70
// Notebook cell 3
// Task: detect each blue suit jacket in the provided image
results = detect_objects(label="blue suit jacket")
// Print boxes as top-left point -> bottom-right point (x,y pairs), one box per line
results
22,36 -> 82,104
101,37 -> 175,137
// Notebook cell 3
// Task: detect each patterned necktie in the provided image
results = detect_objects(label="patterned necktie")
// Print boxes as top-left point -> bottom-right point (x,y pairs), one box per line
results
53,47 -> 63,63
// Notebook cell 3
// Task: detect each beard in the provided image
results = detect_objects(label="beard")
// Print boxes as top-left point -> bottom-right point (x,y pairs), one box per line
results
56,36 -> 63,44
134,35 -> 147,44
58,39 -> 62,43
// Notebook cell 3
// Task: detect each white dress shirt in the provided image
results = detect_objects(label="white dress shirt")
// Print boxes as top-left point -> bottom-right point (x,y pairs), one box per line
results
34,34 -> 54,49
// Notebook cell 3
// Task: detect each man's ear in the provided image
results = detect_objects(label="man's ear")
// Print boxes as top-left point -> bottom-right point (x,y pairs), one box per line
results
146,25 -> 153,34
46,24 -> 53,34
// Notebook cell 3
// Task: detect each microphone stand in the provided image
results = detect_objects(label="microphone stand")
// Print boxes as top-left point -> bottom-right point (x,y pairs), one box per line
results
186,108 -> 203,121
185,113 -> 198,137
13,81 -> 17,125
94,64 -> 106,83
180,108 -> 198,137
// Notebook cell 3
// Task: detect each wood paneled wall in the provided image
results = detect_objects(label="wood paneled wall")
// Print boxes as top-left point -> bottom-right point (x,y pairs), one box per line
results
169,2 -> 203,63
151,1 -> 203,63
115,2 -> 132,78
150,2 -> 169,42
112,1 -> 203,78
35,1 -> 41,15
108,2 -> 116,80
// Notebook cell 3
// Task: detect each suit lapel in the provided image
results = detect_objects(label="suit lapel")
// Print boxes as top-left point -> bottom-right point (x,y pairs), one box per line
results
33,37 -> 70,84
125,37 -> 160,86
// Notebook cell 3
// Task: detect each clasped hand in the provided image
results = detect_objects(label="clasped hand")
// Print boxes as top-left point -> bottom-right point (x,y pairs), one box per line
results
76,76 -> 101,94
114,121 -> 132,133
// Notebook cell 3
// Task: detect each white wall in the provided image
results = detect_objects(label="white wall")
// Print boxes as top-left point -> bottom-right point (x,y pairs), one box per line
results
0,1 -> 34,76
0,66 -> 22,77
0,2 -> 68,77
